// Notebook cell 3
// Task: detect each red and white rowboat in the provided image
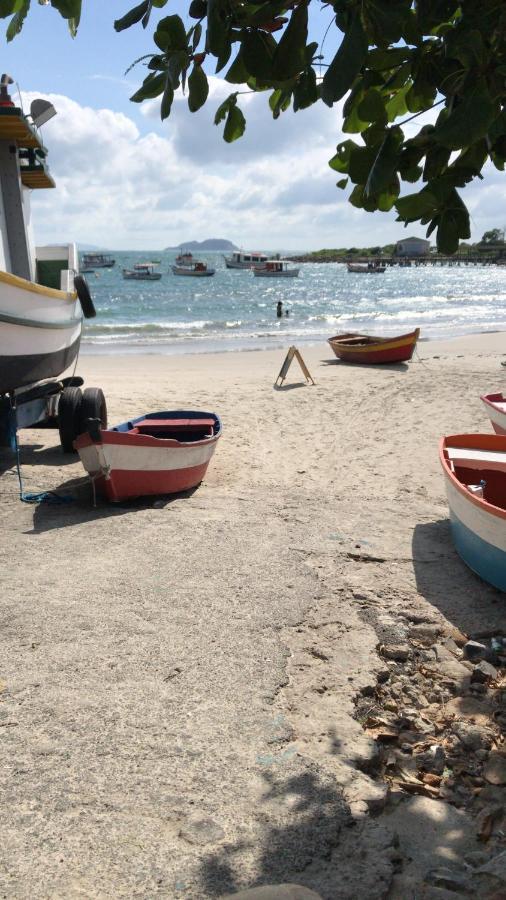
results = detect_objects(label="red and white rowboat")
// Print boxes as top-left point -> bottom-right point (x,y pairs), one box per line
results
481,393 -> 506,435
328,328 -> 420,364
74,410 -> 222,502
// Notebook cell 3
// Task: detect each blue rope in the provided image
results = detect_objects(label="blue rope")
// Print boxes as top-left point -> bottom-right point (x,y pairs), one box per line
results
10,412 -> 74,505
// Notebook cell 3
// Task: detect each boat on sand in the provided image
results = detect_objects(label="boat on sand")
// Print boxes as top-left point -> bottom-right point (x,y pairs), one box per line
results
440,433 -> 506,591
328,329 -> 420,364
481,393 -> 506,435
74,410 -> 222,502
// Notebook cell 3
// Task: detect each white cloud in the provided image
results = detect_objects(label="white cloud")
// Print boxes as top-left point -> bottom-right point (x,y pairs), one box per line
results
24,88 -> 505,251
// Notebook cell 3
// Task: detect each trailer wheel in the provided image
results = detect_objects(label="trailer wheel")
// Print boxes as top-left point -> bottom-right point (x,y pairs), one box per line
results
74,275 -> 96,319
58,386 -> 83,453
80,387 -> 107,433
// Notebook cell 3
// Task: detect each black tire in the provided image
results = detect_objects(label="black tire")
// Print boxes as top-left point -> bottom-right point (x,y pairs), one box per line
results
80,387 -> 107,433
74,274 -> 96,319
58,386 -> 83,453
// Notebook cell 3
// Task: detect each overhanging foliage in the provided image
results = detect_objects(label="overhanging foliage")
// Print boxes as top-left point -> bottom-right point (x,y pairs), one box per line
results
5,1 -> 506,252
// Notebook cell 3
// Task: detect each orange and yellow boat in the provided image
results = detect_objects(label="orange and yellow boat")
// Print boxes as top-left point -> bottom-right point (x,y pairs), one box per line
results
328,328 -> 420,365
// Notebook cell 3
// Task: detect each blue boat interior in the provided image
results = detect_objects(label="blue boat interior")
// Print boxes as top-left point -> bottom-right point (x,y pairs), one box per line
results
112,410 -> 222,443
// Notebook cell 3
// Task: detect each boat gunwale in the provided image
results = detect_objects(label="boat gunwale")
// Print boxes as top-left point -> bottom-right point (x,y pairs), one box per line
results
0,269 -> 77,302
440,434 -> 506,522
328,328 -> 420,353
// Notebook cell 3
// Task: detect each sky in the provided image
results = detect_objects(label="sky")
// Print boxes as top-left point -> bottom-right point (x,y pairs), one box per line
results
2,0 -> 505,251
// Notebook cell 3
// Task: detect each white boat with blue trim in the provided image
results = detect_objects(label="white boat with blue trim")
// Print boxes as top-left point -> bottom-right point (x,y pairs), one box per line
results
440,433 -> 506,592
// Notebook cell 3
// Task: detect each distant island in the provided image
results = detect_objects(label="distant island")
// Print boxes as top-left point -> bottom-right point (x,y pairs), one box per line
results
164,238 -> 238,252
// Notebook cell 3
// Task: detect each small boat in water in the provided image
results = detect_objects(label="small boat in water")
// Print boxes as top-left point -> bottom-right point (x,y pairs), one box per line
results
82,252 -> 115,268
225,250 -> 270,269
440,433 -> 506,592
347,262 -> 386,273
171,260 -> 215,276
253,260 -> 299,278
481,393 -> 506,435
75,410 -> 222,502
328,328 -> 420,364
123,263 -> 162,281
175,250 -> 194,265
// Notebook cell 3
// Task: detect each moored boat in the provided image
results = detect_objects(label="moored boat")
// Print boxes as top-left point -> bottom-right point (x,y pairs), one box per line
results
225,250 -> 269,269
481,393 -> 506,435
328,328 -> 420,364
81,252 -> 115,268
123,263 -> 162,281
175,250 -> 194,265
74,410 -> 222,501
252,260 -> 299,277
440,433 -> 506,591
171,260 -> 215,276
347,262 -> 386,273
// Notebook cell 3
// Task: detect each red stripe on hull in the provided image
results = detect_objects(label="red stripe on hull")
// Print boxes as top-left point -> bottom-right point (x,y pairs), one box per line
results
96,461 -> 211,502
336,342 -> 417,364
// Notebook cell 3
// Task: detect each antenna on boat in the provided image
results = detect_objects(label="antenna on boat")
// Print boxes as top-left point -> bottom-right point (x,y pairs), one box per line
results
30,98 -> 57,128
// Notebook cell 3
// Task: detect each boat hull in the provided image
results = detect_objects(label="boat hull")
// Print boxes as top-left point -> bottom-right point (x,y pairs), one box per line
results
0,270 -> 82,394
347,264 -> 385,273
75,410 -> 222,502
171,265 -> 215,276
481,393 -> 506,435
253,269 -> 299,277
328,329 -> 420,364
440,434 -> 506,592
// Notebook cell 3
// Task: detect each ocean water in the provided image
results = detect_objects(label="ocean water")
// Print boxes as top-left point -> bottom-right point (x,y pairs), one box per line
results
80,251 -> 506,355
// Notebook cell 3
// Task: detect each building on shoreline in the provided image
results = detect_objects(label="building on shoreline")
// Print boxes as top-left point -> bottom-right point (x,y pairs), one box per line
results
395,236 -> 430,258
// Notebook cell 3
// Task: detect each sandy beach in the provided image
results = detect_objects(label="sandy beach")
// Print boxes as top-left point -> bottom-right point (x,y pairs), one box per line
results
1,333 -> 506,899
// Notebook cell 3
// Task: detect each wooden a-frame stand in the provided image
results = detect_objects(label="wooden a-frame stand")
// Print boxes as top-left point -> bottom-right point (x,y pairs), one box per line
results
275,346 -> 315,387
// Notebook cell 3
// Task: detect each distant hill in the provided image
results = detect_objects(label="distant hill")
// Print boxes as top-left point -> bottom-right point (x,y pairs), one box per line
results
164,238 -> 238,251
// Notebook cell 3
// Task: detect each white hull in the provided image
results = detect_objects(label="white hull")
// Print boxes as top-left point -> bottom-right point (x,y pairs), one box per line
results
0,270 -> 81,393
253,268 -> 299,277
171,265 -> 215,277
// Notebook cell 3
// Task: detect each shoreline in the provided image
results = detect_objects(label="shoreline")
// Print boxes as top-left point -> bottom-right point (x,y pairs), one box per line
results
78,329 -> 506,362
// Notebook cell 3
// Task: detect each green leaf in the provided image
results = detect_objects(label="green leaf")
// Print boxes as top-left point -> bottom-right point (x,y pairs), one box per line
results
242,30 -> 275,80
160,75 -> 174,120
357,89 -> 387,125
214,92 -> 237,125
6,0 -> 29,40
206,0 -> 229,59
395,189 -> 438,222
167,51 -> 189,89
434,82 -> 497,150
293,67 -> 317,112
321,14 -> 368,107
328,139 -> 357,173
224,104 -> 246,142
336,178 -> 348,189
189,0 -> 206,18
0,1 -> 21,16
188,64 -> 209,112
130,71 -> 166,102
225,48 -> 249,84
365,127 -> 403,197
272,0 -> 308,80
154,14 -> 187,51
114,1 -> 149,32
269,87 -> 292,118
191,22 -> 202,50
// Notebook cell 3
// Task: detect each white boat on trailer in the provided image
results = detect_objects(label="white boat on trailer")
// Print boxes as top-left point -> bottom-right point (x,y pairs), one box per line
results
0,74 -> 106,455
224,250 -> 270,269
252,260 -> 299,278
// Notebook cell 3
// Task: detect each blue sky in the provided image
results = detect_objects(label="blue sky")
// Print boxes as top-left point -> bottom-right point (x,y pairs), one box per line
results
2,2 -> 504,251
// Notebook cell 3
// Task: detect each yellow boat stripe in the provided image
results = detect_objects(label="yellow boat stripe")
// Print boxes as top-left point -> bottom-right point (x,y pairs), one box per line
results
0,269 -> 76,301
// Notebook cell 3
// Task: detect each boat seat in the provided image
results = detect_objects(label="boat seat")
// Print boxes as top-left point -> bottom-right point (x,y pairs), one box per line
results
447,447 -> 506,471
135,418 -> 215,434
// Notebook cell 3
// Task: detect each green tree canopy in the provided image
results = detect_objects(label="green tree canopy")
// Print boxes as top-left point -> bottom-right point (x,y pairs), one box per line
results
481,228 -> 505,244
4,0 -> 506,253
